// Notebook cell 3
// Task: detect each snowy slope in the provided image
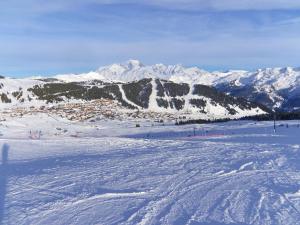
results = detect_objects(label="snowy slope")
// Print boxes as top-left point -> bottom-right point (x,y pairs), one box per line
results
0,76 -> 266,120
213,68 -> 300,111
0,78 -> 44,109
1,114 -> 300,225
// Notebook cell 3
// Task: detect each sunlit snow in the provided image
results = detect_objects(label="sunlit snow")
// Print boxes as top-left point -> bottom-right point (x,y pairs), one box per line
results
1,113 -> 300,225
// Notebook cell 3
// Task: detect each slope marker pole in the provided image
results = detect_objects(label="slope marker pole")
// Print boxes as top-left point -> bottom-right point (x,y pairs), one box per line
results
273,111 -> 276,133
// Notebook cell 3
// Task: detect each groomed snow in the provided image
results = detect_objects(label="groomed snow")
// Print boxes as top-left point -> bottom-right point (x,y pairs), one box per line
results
1,113 -> 300,225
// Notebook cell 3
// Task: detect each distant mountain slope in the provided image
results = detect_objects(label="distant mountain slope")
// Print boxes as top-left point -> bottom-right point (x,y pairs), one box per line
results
0,77 -> 266,120
3,59 -> 299,117
54,60 -> 300,111
214,67 -> 300,111
0,78 -> 42,106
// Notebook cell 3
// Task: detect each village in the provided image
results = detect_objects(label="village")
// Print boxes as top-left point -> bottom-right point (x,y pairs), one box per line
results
0,98 -> 188,123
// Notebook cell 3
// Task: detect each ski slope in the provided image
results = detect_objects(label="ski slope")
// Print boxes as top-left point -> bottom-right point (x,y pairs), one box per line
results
1,114 -> 300,225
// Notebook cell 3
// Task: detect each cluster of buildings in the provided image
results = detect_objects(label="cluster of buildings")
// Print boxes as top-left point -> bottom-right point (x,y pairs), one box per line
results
0,99 -> 190,123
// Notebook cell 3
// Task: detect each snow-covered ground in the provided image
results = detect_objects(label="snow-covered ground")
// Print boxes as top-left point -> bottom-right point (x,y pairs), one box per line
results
1,114 -> 300,225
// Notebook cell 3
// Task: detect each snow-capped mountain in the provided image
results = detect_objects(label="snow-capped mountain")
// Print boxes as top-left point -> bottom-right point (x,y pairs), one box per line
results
213,67 -> 300,111
54,60 -> 300,111
55,60 -> 209,84
2,59 -> 300,119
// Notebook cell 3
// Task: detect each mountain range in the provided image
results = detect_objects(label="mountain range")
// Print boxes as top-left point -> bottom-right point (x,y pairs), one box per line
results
54,60 -> 300,111
1,59 -> 300,120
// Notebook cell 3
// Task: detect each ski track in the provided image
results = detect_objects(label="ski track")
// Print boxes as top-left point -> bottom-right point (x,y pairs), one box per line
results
1,119 -> 300,224
118,84 -> 141,109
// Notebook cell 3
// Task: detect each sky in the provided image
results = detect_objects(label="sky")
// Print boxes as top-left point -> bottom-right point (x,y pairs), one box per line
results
1,0 -> 300,77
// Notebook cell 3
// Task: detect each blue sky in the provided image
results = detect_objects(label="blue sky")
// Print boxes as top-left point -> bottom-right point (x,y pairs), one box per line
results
1,0 -> 300,77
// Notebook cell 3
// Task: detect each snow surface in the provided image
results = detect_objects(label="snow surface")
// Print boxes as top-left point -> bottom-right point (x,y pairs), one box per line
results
1,113 -> 300,224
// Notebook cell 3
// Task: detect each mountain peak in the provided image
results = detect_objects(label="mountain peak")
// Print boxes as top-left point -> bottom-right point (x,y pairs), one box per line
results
126,59 -> 144,69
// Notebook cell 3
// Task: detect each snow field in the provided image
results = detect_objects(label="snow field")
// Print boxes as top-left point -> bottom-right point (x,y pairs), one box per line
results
1,114 -> 300,224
